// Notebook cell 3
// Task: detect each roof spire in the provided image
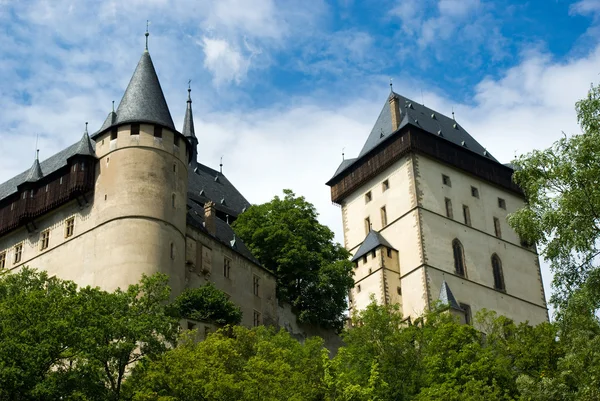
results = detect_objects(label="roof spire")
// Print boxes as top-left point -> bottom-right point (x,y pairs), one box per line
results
25,148 -> 43,183
183,80 -> 198,165
74,122 -> 95,157
145,20 -> 150,51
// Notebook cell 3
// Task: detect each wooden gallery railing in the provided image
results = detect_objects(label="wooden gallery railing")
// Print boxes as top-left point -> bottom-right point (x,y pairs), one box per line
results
0,158 -> 96,236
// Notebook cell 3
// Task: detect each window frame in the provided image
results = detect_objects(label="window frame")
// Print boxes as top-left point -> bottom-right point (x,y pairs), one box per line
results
452,239 -> 466,277
364,216 -> 371,234
445,197 -> 453,219
253,310 -> 262,327
253,274 -> 260,297
471,186 -> 479,198
462,205 -> 471,226
442,174 -> 451,187
130,123 -> 140,136
459,303 -> 472,325
498,197 -> 506,210
224,257 -> 232,279
380,205 -> 387,227
65,217 -> 75,238
382,179 -> 390,192
40,229 -> 50,251
14,243 -> 23,264
0,251 -> 5,269
365,191 -> 372,203
491,254 -> 505,291
493,217 -> 502,238
154,125 -> 163,138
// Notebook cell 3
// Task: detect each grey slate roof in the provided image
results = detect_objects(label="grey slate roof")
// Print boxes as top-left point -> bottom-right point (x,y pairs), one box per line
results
98,111 -> 117,133
188,163 -> 251,217
438,280 -> 462,311
182,88 -> 196,141
351,229 -> 396,262
93,50 -> 175,138
73,129 -> 95,157
24,158 -> 43,183
0,140 -> 97,202
186,198 -> 262,267
330,91 -> 499,181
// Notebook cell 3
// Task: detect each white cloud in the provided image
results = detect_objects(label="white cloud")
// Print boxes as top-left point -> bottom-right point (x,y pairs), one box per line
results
200,37 -> 252,85
570,0 -> 600,16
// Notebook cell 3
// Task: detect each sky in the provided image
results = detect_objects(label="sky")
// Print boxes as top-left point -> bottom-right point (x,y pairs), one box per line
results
1,0 -> 600,313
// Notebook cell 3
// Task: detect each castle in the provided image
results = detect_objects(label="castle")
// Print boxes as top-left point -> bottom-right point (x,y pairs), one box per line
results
0,41 -> 277,334
0,37 -> 548,331
327,89 -> 549,326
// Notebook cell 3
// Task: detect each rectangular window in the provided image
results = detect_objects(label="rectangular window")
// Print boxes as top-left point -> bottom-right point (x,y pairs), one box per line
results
154,125 -> 163,138
253,310 -> 261,327
224,257 -> 231,278
0,252 -> 5,269
110,127 -> 118,140
471,186 -> 479,198
40,230 -> 50,250
387,248 -> 392,258
371,250 -> 376,259
174,135 -> 180,147
365,191 -> 372,203
14,244 -> 22,264
131,123 -> 140,136
498,198 -> 506,210
442,174 -> 451,187
357,284 -> 361,293
253,275 -> 260,297
362,255 -> 367,264
382,179 -> 389,192
59,177 -> 63,185
460,303 -> 472,325
364,217 -> 371,234
170,243 -> 175,260
494,217 -> 502,238
65,217 -> 75,238
462,205 -> 471,226
445,198 -> 453,219
380,206 -> 387,227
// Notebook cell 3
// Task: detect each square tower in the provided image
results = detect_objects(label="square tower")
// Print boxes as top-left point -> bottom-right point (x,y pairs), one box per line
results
327,91 -> 548,326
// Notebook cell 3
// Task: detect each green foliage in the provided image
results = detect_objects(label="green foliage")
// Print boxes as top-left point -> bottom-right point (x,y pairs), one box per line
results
125,326 -> 329,401
169,282 -> 242,325
0,268 -> 179,401
509,83 -> 600,303
232,189 -> 354,330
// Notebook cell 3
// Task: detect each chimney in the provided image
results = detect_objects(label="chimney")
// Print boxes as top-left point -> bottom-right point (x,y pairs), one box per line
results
389,93 -> 401,132
204,201 -> 216,236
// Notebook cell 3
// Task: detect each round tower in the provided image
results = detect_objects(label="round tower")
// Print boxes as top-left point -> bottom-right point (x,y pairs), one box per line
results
89,44 -> 191,295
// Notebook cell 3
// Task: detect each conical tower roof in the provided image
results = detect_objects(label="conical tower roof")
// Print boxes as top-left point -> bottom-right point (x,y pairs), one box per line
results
73,124 -> 95,157
24,153 -> 43,183
438,280 -> 462,311
182,87 -> 196,141
114,50 -> 175,130
98,110 -> 117,133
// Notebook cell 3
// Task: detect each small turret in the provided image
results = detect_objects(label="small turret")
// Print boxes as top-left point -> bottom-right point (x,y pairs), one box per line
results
24,150 -> 43,183
183,84 -> 198,165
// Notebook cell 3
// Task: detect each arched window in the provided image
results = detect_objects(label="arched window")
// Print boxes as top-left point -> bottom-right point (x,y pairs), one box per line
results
492,254 -> 505,291
452,239 -> 466,277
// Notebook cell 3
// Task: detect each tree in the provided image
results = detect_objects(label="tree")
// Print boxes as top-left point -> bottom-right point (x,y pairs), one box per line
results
125,326 -> 329,401
169,282 -> 242,325
0,269 -> 179,401
232,189 -> 354,330
508,82 -> 600,304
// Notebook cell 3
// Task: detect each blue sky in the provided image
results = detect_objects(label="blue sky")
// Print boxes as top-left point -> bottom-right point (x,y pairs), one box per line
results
2,0 -> 600,311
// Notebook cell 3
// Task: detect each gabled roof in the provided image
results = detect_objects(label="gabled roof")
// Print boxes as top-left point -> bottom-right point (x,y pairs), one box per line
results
187,163 -> 251,218
0,140 -> 97,202
351,229 -> 396,262
438,280 -> 462,311
93,50 -> 175,138
330,91 -> 500,182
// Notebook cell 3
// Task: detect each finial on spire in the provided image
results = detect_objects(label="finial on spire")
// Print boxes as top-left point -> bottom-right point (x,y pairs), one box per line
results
342,147 -> 345,161
84,122 -> 88,134
389,77 -> 393,92
145,20 -> 150,51
220,156 -> 223,174
452,107 -> 455,120
36,149 -> 39,160
112,100 -> 115,112
187,79 -> 192,102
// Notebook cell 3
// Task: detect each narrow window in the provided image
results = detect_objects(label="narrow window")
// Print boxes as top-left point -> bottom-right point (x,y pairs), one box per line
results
253,275 -> 260,297
14,244 -> 22,264
364,217 -> 371,234
498,198 -> 506,209
81,162 -> 85,171
45,185 -> 49,192
170,243 -> 175,260
131,123 -> 140,136
397,286 -> 402,295
357,284 -> 361,293
471,186 -> 479,198
65,217 -> 75,238
173,163 -> 177,173
22,192 -> 26,200
492,254 -> 505,291
442,174 -> 451,187
40,230 -> 50,250
172,194 -> 176,209
452,239 -> 466,277
387,248 -> 392,258
224,257 -> 231,278
154,125 -> 163,138
60,177 -> 63,185
462,205 -> 471,226
362,255 -> 367,264
445,198 -> 453,219
368,268 -> 372,274
253,310 -> 262,327
459,303 -> 472,325
110,127 -> 118,140
371,250 -> 376,259
365,191 -> 372,203
493,217 -> 502,238
30,189 -> 34,198
73,165 -> 77,172
355,261 -> 359,269
174,135 -> 180,147
380,206 -> 387,227
0,252 -> 5,269
382,179 -> 390,192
